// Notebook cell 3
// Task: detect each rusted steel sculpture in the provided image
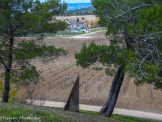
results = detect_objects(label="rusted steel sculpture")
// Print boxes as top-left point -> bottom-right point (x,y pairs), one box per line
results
64,75 -> 79,112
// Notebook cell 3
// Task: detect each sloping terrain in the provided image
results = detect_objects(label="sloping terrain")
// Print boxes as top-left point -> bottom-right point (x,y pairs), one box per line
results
13,31 -> 162,114
0,103 -> 117,122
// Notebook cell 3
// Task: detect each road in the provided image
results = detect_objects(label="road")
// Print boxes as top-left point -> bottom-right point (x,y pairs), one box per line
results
27,100 -> 162,121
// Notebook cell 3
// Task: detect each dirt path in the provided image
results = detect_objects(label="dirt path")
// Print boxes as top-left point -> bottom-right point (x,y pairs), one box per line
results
28,100 -> 162,121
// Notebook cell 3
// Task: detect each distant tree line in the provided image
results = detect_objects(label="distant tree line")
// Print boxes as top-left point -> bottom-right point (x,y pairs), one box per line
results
63,6 -> 95,16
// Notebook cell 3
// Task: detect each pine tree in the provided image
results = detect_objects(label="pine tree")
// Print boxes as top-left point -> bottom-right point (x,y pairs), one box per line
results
75,0 -> 162,117
0,0 -> 67,102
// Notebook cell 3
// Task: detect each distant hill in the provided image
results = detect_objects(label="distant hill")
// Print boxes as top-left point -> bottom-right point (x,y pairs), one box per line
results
65,6 -> 94,15
67,3 -> 92,10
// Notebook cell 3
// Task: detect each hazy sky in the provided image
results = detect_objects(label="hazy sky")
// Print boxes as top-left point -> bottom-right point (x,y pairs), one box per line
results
62,0 -> 91,3
40,0 -> 91,3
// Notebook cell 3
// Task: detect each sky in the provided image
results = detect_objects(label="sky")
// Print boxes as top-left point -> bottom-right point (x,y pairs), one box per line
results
40,0 -> 91,3
62,0 -> 91,3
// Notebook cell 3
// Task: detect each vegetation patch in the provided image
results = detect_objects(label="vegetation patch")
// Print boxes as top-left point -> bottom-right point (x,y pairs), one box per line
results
0,103 -> 116,122
80,110 -> 159,122
0,103 -> 157,122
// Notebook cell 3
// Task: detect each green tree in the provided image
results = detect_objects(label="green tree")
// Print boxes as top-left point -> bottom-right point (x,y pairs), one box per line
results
0,0 -> 67,102
75,0 -> 162,117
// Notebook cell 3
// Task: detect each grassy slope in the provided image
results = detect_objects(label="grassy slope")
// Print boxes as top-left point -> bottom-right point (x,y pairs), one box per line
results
0,103 -> 157,122
81,110 -> 158,122
0,103 -> 116,122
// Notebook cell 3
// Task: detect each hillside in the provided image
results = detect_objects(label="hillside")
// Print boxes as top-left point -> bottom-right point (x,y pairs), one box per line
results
15,31 -> 162,115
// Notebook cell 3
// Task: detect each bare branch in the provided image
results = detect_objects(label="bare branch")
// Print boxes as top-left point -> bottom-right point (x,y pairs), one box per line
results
139,46 -> 157,75
115,4 -> 152,19
0,55 -> 10,70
